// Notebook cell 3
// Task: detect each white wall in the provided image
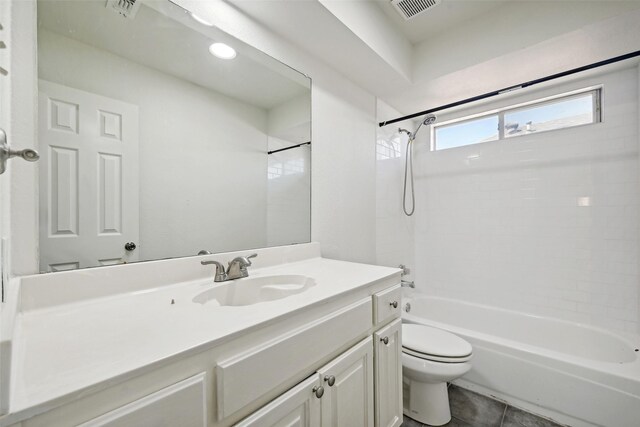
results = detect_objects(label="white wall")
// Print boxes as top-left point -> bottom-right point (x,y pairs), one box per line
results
410,67 -> 640,333
386,6 -> 640,120
267,94 -> 311,141
318,0 -> 412,81
375,99 -> 414,281
38,29 -> 270,260
412,1 -> 640,87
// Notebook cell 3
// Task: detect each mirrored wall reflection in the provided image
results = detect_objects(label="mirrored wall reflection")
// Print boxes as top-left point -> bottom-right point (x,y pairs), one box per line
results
37,0 -> 311,273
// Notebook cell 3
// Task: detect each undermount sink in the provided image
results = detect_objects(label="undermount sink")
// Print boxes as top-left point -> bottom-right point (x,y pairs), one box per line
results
192,275 -> 316,306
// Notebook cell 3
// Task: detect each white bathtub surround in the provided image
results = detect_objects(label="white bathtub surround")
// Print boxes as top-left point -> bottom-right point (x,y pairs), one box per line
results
375,99 -> 416,280
404,295 -> 640,427
266,137 -> 311,247
2,243 -> 402,425
411,67 -> 640,334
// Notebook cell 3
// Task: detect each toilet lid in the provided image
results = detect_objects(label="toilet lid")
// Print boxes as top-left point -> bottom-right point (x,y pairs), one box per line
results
402,324 -> 472,359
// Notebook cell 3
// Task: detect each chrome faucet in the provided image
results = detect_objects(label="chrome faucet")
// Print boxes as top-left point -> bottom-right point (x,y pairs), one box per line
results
401,280 -> 415,288
227,254 -> 258,280
201,260 -> 228,282
201,253 -> 257,282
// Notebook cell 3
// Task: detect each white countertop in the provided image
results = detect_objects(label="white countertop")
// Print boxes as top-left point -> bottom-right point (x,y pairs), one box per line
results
7,255 -> 400,422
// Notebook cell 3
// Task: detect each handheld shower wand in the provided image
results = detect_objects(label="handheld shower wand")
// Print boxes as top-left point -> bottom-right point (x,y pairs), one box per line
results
401,114 -> 436,216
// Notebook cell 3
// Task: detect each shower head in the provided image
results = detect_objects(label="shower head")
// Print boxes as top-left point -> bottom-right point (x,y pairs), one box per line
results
398,114 -> 437,140
422,114 -> 436,125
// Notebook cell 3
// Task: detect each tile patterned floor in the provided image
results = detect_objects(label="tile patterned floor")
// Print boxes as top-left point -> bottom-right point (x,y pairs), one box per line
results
402,385 -> 566,427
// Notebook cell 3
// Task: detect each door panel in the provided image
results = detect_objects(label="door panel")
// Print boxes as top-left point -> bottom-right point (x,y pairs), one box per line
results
38,80 -> 139,272
236,376 -> 321,427
318,337 -> 374,427
374,319 -> 403,427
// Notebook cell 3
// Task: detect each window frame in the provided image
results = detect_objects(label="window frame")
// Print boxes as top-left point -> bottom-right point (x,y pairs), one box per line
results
431,86 -> 602,151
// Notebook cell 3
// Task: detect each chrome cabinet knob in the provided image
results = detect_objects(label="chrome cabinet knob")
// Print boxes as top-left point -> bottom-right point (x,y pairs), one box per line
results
381,336 -> 389,345
324,375 -> 336,387
124,242 -> 137,251
389,301 -> 398,308
312,385 -> 324,398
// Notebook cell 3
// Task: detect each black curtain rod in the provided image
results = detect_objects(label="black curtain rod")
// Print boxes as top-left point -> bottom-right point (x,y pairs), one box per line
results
267,141 -> 311,155
379,49 -> 640,127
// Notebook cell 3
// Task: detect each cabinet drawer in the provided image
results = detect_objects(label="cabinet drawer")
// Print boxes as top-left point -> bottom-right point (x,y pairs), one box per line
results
78,373 -> 207,427
216,297 -> 372,420
373,285 -> 401,325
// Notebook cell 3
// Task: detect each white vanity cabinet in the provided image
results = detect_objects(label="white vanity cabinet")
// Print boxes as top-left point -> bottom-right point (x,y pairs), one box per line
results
7,268 -> 403,427
374,319 -> 403,427
78,373 -> 207,427
318,337 -> 374,427
236,337 -> 375,427
235,376 -> 321,427
235,288 -> 402,427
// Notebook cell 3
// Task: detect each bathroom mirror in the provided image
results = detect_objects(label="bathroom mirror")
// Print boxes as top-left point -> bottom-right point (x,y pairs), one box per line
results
36,0 -> 311,272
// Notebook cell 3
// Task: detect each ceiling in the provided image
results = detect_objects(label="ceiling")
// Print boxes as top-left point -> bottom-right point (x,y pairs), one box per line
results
376,0 -> 511,44
229,0 -> 640,118
37,0 -> 310,110
39,0 -> 640,119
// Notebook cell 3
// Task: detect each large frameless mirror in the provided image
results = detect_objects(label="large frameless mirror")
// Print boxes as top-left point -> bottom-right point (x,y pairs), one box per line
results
36,0 -> 311,272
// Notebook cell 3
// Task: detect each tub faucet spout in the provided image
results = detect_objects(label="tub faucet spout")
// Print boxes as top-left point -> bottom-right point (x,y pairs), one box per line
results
401,280 -> 415,288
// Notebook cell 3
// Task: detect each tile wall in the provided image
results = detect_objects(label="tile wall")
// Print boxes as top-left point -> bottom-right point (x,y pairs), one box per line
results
376,100 -> 415,282
378,66 -> 640,333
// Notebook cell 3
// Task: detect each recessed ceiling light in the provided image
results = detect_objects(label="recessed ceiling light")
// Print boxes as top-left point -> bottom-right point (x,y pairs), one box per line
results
209,42 -> 236,60
190,12 -> 213,27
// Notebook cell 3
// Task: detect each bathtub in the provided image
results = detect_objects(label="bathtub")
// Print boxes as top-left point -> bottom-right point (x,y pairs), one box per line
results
403,295 -> 640,427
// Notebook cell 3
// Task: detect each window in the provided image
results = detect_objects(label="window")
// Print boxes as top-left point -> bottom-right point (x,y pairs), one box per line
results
432,88 -> 601,151
434,115 -> 499,150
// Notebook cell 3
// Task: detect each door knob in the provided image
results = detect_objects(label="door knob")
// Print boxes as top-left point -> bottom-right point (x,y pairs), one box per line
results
324,375 -> 336,387
312,385 -> 324,398
0,128 -> 39,175
389,301 -> 398,308
381,336 -> 389,345
124,242 -> 137,251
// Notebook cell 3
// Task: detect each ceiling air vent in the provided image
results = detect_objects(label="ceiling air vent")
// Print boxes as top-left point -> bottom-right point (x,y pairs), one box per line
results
391,0 -> 441,21
105,0 -> 141,19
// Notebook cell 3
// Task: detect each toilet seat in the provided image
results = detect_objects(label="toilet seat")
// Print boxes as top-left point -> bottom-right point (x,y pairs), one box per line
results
402,347 -> 472,363
402,324 -> 472,363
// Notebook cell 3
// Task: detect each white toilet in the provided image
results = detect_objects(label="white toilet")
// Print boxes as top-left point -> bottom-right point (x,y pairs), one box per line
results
402,323 -> 473,426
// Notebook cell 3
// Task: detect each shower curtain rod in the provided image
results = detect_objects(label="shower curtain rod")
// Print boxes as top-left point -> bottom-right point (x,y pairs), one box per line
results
379,49 -> 640,127
267,141 -> 311,155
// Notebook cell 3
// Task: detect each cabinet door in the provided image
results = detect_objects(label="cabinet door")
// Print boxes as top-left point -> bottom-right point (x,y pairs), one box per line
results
78,373 -> 206,427
236,376 -> 321,427
318,337 -> 374,427
374,319 -> 402,427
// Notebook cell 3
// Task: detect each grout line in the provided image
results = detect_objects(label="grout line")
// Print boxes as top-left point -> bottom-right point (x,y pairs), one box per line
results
500,405 -> 508,427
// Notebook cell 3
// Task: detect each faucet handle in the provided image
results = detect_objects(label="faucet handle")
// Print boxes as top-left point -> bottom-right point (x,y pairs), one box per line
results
231,253 -> 257,267
245,253 -> 257,265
